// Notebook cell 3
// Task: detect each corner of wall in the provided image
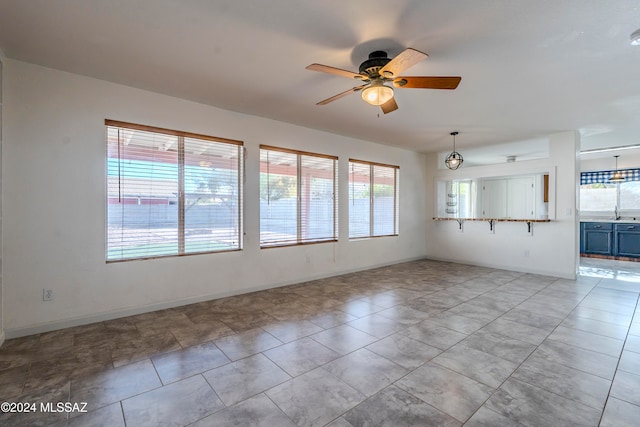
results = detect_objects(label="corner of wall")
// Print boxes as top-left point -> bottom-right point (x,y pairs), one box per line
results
0,54 -> 4,345
426,131 -> 580,279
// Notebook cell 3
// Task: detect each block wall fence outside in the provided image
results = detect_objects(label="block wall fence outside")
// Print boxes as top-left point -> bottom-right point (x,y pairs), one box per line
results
2,59 -> 429,338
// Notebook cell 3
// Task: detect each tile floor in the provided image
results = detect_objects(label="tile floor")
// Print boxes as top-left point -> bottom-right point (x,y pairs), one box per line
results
1,258 -> 639,426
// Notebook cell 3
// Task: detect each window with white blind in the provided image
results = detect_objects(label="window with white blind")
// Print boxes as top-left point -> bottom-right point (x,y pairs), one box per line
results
260,145 -> 338,247
106,120 -> 243,261
349,159 -> 399,238
580,169 -> 640,215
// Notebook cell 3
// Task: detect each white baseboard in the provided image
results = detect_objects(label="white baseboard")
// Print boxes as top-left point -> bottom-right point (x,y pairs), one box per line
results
5,255 -> 427,339
422,255 -> 576,280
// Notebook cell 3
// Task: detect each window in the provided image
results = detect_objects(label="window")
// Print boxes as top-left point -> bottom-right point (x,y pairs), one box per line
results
260,146 -> 338,247
348,159 -> 399,238
580,183 -> 617,213
580,168 -> 640,215
106,120 -> 243,261
619,181 -> 640,211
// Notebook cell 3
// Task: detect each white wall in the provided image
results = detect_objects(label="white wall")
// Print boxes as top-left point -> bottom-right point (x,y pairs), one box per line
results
2,59 -> 428,337
425,131 -> 580,279
580,150 -> 640,172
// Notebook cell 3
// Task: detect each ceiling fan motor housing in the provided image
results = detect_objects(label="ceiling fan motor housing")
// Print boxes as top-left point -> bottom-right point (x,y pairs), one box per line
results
359,51 -> 391,77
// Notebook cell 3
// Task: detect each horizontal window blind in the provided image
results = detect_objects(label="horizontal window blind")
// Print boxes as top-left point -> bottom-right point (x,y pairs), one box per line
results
348,161 -> 371,238
373,164 -> 398,236
260,145 -> 337,247
349,159 -> 399,238
106,120 -> 243,261
260,149 -> 298,246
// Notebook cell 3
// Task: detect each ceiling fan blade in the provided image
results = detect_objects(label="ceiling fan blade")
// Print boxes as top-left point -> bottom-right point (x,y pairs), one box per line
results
380,97 -> 398,114
316,85 -> 367,105
378,48 -> 428,78
306,63 -> 364,80
393,76 -> 461,89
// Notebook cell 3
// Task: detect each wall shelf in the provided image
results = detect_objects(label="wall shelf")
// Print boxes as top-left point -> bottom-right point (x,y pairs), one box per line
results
433,217 -> 551,233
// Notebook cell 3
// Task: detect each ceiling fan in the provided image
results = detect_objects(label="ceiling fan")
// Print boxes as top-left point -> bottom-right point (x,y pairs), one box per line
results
306,48 -> 461,114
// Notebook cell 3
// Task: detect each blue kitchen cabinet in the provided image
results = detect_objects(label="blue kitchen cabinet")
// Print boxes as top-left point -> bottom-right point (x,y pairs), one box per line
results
615,223 -> 640,257
581,222 -> 613,256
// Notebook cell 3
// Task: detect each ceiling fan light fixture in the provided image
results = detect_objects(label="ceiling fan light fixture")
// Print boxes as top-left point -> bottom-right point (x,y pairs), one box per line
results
631,28 -> 640,45
361,81 -> 394,106
445,131 -> 463,170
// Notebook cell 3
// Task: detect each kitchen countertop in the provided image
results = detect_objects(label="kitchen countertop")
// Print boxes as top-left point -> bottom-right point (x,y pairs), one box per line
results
580,218 -> 640,223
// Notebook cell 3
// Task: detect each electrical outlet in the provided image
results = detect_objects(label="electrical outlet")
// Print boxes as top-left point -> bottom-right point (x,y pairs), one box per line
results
524,250 -> 530,257
43,289 -> 54,301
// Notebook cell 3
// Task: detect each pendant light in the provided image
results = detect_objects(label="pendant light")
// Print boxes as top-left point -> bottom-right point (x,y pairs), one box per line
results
609,155 -> 625,183
445,131 -> 463,170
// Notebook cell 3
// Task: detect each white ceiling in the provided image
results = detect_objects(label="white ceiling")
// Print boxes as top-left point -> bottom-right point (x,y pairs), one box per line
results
1,0 -> 640,156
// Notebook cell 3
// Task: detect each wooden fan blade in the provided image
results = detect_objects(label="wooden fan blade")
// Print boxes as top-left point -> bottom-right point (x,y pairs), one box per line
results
306,63 -> 364,80
380,97 -> 398,114
378,48 -> 428,78
393,76 -> 461,89
316,85 -> 367,105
